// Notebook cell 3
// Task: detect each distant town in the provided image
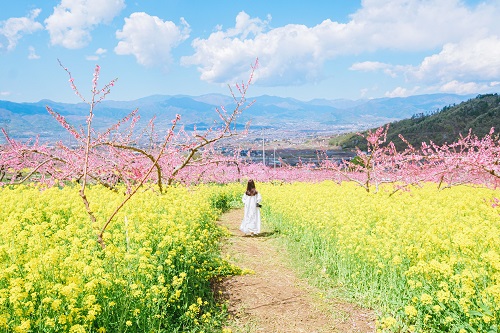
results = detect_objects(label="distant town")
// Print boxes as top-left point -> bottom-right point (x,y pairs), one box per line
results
219,127 -> 358,166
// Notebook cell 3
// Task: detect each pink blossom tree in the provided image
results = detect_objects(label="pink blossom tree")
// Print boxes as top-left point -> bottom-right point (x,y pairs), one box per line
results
0,59 -> 258,248
318,124 -> 500,193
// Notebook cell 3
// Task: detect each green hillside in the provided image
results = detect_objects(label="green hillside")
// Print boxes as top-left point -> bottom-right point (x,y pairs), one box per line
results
333,93 -> 500,150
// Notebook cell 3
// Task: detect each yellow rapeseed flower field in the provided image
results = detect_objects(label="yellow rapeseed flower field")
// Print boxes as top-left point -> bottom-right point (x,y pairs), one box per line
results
259,181 -> 500,333
0,183 -> 242,333
3,180 -> 499,332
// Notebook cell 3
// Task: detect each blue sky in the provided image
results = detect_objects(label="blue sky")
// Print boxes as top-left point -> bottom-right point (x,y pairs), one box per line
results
1,0 -> 500,103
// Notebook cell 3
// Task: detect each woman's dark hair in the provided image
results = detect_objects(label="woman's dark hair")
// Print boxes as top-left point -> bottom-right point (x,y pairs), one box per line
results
245,179 -> 258,196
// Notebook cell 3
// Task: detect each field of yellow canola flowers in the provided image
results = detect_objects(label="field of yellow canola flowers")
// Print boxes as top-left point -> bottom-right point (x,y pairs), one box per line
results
260,181 -> 500,333
0,183 -> 242,333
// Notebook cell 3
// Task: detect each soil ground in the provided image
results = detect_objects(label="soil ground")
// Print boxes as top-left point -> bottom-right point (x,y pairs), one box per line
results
217,208 -> 377,333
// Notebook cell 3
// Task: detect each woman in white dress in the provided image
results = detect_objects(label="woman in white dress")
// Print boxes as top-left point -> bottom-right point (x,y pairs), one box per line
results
240,179 -> 262,236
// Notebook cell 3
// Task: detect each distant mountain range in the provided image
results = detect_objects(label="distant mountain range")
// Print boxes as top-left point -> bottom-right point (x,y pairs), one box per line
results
0,93 -> 476,143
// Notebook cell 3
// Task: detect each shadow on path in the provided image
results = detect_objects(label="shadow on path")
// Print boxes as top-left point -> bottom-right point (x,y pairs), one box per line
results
241,231 -> 278,238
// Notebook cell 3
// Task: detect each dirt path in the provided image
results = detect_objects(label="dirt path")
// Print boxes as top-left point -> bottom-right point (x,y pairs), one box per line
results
217,208 -> 376,333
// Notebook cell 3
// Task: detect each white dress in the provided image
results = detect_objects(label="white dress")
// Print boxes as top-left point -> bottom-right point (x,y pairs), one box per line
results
240,193 -> 262,234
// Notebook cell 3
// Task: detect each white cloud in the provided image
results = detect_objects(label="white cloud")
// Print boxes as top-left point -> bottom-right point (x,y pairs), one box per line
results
350,61 -> 403,78
410,37 -> 500,83
0,91 -> 11,97
86,47 -> 107,61
350,61 -> 389,72
345,0 -> 498,51
380,36 -> 500,95
0,9 -> 43,51
182,1 -> 500,87
28,46 -> 40,59
95,47 -> 107,55
115,13 -> 190,68
182,11 -> 326,85
45,0 -> 125,49
360,88 -> 370,98
385,86 -> 420,98
439,80 -> 494,95
350,36 -> 500,96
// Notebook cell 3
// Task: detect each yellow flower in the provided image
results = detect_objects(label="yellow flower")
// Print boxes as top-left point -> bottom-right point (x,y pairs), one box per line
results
0,314 -> 9,328
436,289 -> 450,303
420,293 -> 433,305
378,316 -> 397,329
58,315 -> 67,325
69,324 -> 86,333
405,305 -> 418,318
14,320 -> 30,333
45,318 -> 55,328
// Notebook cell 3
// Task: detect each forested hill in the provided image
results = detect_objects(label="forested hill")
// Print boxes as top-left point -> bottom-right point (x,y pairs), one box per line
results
334,93 -> 500,150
